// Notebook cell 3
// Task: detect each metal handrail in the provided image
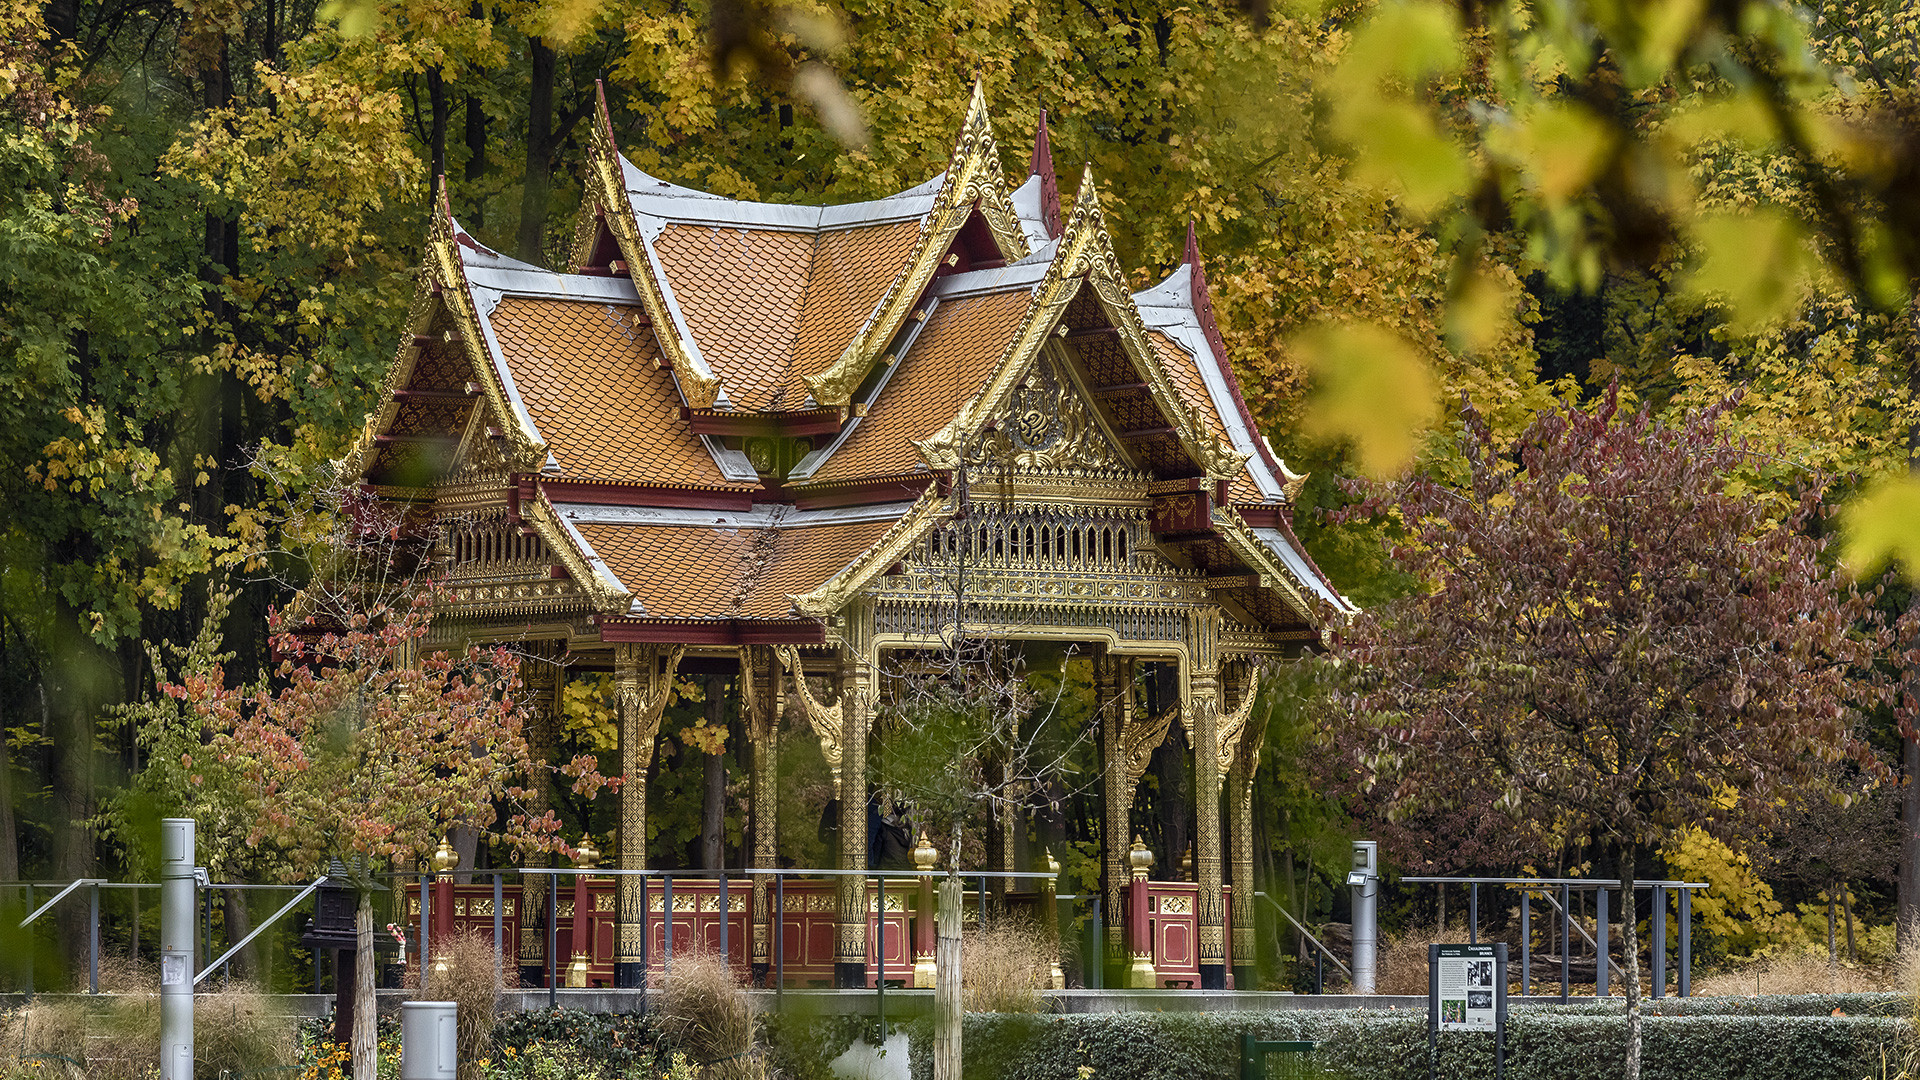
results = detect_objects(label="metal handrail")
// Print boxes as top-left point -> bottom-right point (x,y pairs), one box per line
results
195,877 -> 325,985
1253,891 -> 1353,980
19,879 -> 102,927
1401,876 -> 1707,889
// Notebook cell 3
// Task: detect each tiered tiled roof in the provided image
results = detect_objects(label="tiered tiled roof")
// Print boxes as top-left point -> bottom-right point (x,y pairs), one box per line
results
349,84 -> 1353,642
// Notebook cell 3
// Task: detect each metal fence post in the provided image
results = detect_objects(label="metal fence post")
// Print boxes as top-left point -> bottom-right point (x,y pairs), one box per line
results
493,873 -> 504,981
1558,883 -> 1569,1003
418,872 -> 430,995
1519,890 -> 1529,997
1469,884 -> 1478,946
1595,888 -> 1609,997
774,874 -> 784,1002
1678,888 -> 1692,997
1651,886 -> 1666,999
663,875 -> 674,969
719,873 -> 729,965
1089,897 -> 1102,990
89,883 -> 99,995
547,877 -> 557,1009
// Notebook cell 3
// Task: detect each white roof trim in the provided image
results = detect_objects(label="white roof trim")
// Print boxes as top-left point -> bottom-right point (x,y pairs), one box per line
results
1251,526 -> 1356,613
549,506 -> 643,614
1009,175 -> 1053,249
463,264 -> 643,304
1136,265 -> 1287,501
929,259 -> 1051,301
621,154 -> 941,231
554,501 -> 915,529
788,294 -> 944,480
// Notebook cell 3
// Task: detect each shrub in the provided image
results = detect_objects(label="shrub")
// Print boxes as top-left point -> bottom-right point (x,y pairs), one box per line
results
906,1009 -> 1907,1080
961,917 -> 1053,1014
656,952 -> 761,1080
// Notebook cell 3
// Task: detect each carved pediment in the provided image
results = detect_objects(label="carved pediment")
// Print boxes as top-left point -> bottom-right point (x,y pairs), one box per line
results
988,352 -> 1125,473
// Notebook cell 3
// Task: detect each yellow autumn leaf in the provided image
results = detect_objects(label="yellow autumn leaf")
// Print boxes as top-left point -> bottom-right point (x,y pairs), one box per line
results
1840,474 -> 1920,583
1291,321 -> 1440,479
1494,102 -> 1615,205
1683,210 -> 1820,331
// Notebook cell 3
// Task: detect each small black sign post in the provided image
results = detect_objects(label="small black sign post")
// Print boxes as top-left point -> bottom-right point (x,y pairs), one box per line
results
1428,942 -> 1507,1080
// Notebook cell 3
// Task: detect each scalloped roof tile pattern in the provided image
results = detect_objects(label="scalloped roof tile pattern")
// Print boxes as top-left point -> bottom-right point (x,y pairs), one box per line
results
487,297 -> 751,489
1149,330 -> 1228,446
653,220 -> 924,411
576,518 -> 896,619
806,289 -> 1035,484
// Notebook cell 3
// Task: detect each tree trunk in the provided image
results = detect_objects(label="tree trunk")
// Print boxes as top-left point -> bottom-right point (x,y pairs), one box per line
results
225,886 -> 259,982
1844,887 -> 1857,961
354,891 -> 377,1080
700,676 -> 725,870
933,876 -> 963,1080
515,37 -> 556,264
1826,891 -> 1838,976
1621,855 -> 1642,1080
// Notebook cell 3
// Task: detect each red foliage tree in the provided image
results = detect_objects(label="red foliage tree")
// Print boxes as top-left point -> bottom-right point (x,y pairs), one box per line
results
1330,391 -> 1896,1079
169,586 -> 613,1080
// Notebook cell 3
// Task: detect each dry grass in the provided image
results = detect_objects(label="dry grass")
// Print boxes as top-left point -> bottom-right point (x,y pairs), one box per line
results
655,950 -> 761,1080
416,928 -> 515,1080
960,917 -> 1054,1014
1694,946 -> 1896,996
0,974 -> 295,1079
1374,922 -> 1449,996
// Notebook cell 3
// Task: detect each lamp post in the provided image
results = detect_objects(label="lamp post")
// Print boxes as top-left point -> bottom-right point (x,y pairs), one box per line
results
1128,836 -> 1156,989
567,838 -> 599,988
913,831 -> 939,989
430,838 -> 458,978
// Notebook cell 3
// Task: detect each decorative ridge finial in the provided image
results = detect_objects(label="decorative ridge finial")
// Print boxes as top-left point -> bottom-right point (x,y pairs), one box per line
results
594,79 -> 618,151
1183,218 -> 1201,269
1031,106 -> 1062,239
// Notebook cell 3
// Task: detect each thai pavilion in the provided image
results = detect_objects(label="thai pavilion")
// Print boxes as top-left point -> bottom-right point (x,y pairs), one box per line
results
343,82 -> 1352,993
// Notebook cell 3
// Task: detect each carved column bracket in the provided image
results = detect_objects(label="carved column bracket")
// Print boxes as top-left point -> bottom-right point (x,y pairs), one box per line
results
615,642 -> 685,987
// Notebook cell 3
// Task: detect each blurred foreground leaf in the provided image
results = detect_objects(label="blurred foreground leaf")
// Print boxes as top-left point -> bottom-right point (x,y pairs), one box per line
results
1842,475 -> 1920,583
1292,322 -> 1440,478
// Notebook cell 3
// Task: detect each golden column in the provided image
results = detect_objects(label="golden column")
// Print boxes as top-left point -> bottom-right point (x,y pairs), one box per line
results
1095,651 -> 1133,974
912,831 -> 939,988
614,642 -> 683,988
835,652 -> 873,988
739,645 -> 782,986
517,646 -> 564,987
1127,836 -> 1157,989
1189,609 -> 1227,990
1219,658 -> 1264,990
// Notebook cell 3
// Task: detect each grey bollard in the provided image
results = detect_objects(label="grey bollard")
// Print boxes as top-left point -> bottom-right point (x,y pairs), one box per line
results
160,819 -> 195,1080
1347,840 -> 1379,994
401,1001 -> 459,1080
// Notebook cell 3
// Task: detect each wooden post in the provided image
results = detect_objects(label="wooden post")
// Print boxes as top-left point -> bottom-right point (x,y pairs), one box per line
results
934,876 -> 963,1080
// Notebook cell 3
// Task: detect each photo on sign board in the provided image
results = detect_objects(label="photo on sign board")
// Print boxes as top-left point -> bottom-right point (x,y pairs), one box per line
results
1466,960 -> 1492,986
1468,990 -> 1493,1010
1441,999 -> 1466,1024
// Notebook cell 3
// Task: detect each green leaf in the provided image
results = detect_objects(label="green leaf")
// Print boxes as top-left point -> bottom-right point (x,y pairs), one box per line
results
1683,210 -> 1820,331
1841,476 -> 1920,583
1291,321 -> 1440,478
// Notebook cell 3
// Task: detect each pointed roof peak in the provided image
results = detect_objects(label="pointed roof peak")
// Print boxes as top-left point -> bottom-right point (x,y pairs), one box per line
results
1183,218 -> 1202,269
1029,107 -> 1062,239
594,79 -> 618,149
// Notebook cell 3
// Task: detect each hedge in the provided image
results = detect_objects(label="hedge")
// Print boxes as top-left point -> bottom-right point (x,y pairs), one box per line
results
905,1008 -> 1910,1080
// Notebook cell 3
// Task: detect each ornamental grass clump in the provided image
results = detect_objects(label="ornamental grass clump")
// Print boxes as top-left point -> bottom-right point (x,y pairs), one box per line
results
0,977 -> 294,1080
416,927 -> 514,1080
960,916 -> 1052,1014
656,951 -> 762,1080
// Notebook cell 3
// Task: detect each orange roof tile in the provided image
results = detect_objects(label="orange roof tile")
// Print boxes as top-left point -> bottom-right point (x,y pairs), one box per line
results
575,517 -> 898,620
1150,331 -> 1227,445
652,220 -> 922,411
806,289 -> 1035,484
487,297 -> 748,489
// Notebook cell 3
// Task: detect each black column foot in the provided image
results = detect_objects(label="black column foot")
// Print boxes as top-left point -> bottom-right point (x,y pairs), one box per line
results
615,961 -> 645,988
835,961 -> 867,988
518,963 -> 546,989
1200,963 -> 1227,990
1232,965 -> 1256,991
752,962 -> 771,988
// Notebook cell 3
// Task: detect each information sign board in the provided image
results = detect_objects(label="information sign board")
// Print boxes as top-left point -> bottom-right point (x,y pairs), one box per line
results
1435,944 -> 1497,1031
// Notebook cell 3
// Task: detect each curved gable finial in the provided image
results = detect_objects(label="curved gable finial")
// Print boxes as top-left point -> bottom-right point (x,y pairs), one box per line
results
1030,107 -> 1062,239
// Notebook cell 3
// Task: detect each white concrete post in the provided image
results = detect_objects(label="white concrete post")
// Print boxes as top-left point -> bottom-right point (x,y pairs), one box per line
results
161,819 -> 195,1080
400,1001 -> 458,1080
